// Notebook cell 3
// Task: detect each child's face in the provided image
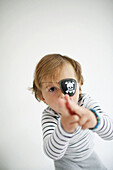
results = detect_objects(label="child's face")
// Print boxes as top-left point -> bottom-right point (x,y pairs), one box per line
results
41,63 -> 80,113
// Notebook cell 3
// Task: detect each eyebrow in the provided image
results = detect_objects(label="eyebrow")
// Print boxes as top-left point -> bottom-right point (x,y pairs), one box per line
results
42,82 -> 60,89
42,81 -> 59,84
41,82 -> 60,87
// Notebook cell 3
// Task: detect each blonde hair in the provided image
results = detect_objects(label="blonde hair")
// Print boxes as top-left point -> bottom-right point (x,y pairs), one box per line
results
31,54 -> 84,101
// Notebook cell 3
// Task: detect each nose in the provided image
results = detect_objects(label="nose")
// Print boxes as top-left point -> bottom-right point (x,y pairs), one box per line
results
58,89 -> 65,99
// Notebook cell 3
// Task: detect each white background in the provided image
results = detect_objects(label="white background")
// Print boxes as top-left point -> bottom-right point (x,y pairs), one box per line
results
0,0 -> 113,169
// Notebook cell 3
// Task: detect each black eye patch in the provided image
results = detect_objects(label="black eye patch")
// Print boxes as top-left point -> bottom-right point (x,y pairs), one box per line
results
59,78 -> 77,96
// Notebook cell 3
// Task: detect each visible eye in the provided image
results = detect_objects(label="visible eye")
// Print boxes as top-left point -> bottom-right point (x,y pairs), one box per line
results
49,87 -> 57,92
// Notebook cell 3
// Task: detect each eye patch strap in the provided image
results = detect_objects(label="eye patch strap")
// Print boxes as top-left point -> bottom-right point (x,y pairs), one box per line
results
59,78 -> 77,96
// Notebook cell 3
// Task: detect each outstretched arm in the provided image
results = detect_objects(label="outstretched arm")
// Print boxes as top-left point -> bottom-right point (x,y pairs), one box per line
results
61,94 -> 98,132
63,94 -> 113,140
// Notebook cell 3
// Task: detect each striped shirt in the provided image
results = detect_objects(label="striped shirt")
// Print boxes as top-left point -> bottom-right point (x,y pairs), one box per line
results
41,93 -> 113,161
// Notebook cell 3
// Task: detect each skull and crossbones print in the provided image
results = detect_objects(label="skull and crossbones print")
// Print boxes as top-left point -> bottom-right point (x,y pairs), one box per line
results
65,81 -> 75,94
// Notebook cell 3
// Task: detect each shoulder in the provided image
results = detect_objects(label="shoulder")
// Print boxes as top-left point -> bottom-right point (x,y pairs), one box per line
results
78,93 -> 97,108
78,93 -> 91,104
42,106 -> 60,119
41,107 -> 60,126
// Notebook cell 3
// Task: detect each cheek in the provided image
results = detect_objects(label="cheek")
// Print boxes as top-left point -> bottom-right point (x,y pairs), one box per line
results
41,91 -> 49,103
42,93 -> 56,106
43,95 -> 50,104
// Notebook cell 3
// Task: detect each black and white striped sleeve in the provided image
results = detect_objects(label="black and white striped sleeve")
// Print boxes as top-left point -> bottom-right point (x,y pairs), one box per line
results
41,108 -> 74,160
82,94 -> 113,140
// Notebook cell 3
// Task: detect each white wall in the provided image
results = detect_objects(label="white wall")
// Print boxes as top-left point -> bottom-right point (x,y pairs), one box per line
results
0,0 -> 113,169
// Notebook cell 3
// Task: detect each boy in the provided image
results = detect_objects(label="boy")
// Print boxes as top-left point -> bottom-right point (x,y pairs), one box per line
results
31,54 -> 113,170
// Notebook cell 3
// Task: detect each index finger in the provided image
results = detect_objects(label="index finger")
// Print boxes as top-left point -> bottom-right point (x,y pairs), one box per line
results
65,95 -> 81,117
